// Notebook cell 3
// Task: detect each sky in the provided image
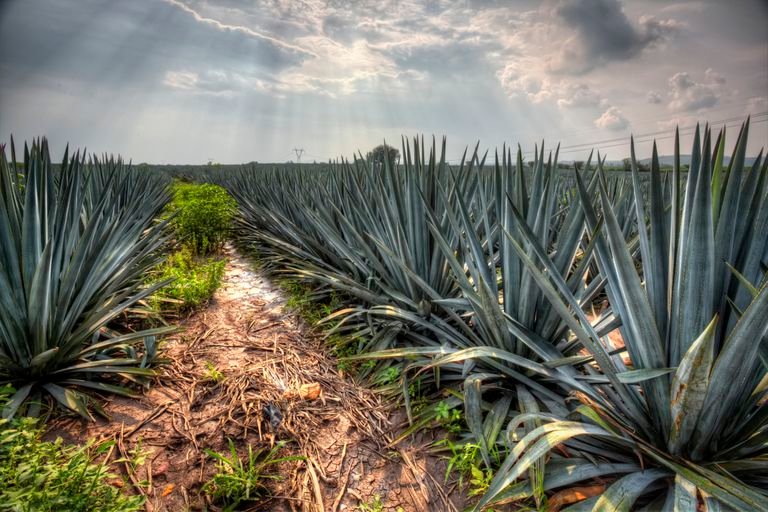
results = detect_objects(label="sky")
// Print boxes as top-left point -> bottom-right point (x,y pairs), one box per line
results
0,0 -> 766,164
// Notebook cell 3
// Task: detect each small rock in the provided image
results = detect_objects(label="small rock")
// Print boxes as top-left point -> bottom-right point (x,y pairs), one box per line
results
153,462 -> 169,476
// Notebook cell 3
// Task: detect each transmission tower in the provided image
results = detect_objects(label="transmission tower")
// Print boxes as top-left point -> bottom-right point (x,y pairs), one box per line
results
293,148 -> 305,163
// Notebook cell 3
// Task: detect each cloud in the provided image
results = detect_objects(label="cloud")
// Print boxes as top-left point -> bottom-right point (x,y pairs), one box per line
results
667,69 -> 726,111
557,83 -> 604,108
552,0 -> 681,74
594,106 -> 629,131
497,65 -> 553,103
162,70 -> 277,97
162,0 -> 316,58
0,0 -> 307,93
746,96 -> 768,113
660,2 -> 704,14
498,66 -> 606,110
647,91 -> 663,104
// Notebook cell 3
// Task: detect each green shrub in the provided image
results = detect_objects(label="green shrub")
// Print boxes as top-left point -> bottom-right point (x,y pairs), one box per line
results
150,247 -> 226,313
168,182 -> 236,255
0,387 -> 143,512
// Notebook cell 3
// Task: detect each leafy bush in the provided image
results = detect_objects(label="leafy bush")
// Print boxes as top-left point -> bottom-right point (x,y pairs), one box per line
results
0,387 -> 143,511
168,182 -> 236,255
150,247 -> 225,313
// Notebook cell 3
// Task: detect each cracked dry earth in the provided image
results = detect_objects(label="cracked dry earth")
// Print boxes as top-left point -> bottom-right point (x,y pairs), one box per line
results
48,245 -> 465,512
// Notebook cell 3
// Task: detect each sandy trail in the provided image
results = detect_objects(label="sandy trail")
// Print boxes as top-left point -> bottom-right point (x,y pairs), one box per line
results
49,245 -> 463,512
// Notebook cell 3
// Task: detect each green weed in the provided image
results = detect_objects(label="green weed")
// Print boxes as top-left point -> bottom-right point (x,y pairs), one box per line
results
204,361 -> 225,383
434,401 -> 463,434
357,494 -> 383,512
0,386 -> 143,512
202,440 -> 303,511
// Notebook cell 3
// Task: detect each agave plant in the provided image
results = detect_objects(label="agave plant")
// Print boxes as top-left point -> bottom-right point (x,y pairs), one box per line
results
0,138 -> 174,419
356,143 -> 649,504
475,120 -> 768,510
228,138 -> 483,358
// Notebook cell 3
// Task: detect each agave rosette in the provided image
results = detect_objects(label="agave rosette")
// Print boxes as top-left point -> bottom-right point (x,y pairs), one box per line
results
0,138 -> 174,418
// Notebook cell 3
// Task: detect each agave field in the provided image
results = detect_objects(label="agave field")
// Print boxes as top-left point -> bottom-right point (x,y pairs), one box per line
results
224,120 -> 768,510
1,119 -> 767,511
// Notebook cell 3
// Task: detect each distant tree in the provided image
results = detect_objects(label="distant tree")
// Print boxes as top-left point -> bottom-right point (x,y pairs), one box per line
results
367,144 -> 400,166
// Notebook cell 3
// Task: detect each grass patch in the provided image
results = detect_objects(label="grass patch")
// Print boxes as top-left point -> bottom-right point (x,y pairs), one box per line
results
202,440 -> 303,511
149,246 -> 226,315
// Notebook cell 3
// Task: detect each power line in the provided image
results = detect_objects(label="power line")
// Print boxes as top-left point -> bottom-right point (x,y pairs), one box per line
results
556,116 -> 768,157
292,148 -> 305,163
557,112 -> 768,152
507,99 -> 768,146
520,112 -> 768,157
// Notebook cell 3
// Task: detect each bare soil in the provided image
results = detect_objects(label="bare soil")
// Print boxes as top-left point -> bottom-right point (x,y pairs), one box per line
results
47,245 -> 466,512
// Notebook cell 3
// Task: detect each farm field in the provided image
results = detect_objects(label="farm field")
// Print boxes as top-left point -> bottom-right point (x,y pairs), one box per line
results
1,1 -> 767,511
1,120 -> 767,511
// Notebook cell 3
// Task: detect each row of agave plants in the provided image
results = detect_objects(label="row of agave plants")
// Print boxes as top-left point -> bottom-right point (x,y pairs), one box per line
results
0,138 -> 175,419
225,120 -> 768,511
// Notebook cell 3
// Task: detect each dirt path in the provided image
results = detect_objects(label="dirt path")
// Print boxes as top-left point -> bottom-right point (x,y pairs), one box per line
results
49,245 -> 464,512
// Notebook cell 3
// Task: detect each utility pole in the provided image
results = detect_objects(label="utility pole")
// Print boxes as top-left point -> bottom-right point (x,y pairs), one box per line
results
293,148 -> 305,163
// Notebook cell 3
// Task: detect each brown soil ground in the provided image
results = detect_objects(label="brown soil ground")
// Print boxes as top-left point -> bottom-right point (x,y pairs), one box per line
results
47,245 -> 466,512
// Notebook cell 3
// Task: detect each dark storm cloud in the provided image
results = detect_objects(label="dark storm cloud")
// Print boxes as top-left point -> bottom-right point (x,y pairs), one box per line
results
553,0 -> 680,73
0,0 -> 307,92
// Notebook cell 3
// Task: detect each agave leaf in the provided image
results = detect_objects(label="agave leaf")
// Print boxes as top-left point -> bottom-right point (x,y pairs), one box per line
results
516,385 -> 545,508
28,346 -> 60,369
593,469 -> 671,512
464,376 -> 490,467
42,382 -> 91,419
2,383 -> 33,419
668,316 -> 717,455
616,368 -> 676,384
474,421 -> 619,511
491,459 -> 640,505
673,474 -> 699,512
692,282 -> 768,457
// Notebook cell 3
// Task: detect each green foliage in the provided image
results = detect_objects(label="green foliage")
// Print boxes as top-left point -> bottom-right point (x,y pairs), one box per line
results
0,138 -> 173,419
203,440 -> 303,511
373,365 -> 401,386
365,143 -> 400,166
434,401 -> 463,434
149,246 -> 225,314
168,182 -> 236,255
357,494 -> 385,512
0,386 -> 143,511
278,278 -> 341,326
441,439 -> 481,486
203,361 -> 225,383
468,465 -> 494,497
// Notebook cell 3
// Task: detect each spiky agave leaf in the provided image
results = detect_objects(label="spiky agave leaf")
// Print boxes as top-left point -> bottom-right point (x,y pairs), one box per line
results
0,138 -> 174,418
480,120 -> 768,510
